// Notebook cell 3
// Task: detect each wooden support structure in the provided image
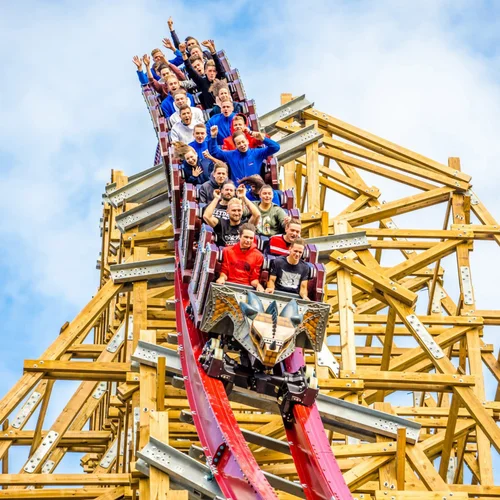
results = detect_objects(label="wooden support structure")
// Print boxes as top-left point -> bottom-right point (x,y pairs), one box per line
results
1,90 -> 500,499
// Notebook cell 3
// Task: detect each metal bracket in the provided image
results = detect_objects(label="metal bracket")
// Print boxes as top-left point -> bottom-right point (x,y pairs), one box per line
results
92,382 -> 107,400
307,231 -> 370,259
110,257 -> 175,284
41,460 -> 55,474
106,315 -> 134,352
105,164 -> 163,196
316,394 -> 421,443
316,342 -> 340,377
100,438 -> 118,468
24,431 -> 59,473
465,189 -> 480,205
430,282 -> 446,314
115,192 -> 170,233
11,392 -> 42,429
460,266 -> 474,305
132,341 -> 183,376
276,124 -> 324,164
107,166 -> 167,208
259,94 -> 314,134
406,314 -> 445,359
138,436 -> 224,499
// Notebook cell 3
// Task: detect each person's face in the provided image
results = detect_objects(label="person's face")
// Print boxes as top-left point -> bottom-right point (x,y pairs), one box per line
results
190,46 -> 203,59
152,51 -> 164,63
213,168 -> 227,184
192,59 -> 204,75
260,188 -> 273,204
234,135 -> 249,153
180,108 -> 192,125
185,150 -> 197,166
221,184 -> 235,201
167,79 -> 180,93
240,230 -> 254,249
174,94 -> 187,108
286,223 -> 301,242
160,68 -> 171,80
221,101 -> 234,117
186,39 -> 198,51
233,118 -> 246,132
288,244 -> 304,264
218,88 -> 230,101
228,203 -> 242,222
206,66 -> 217,81
194,127 -> 206,143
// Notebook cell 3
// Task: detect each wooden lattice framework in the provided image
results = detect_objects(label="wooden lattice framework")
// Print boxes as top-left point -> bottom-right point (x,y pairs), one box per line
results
0,92 -> 499,499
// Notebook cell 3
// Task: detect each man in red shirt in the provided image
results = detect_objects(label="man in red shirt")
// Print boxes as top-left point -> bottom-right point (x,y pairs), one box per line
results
216,223 -> 264,291
269,218 -> 302,256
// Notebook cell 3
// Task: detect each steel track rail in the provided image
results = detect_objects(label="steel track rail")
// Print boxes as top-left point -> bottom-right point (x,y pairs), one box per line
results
174,251 -> 278,499
284,350 -> 353,500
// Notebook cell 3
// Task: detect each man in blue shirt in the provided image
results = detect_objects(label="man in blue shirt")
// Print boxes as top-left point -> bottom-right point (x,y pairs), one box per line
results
205,99 -> 235,145
189,124 -> 208,157
208,126 -> 280,184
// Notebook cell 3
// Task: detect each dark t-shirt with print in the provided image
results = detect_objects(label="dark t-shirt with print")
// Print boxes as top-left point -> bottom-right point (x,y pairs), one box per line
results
213,202 -> 229,221
270,256 -> 310,294
214,217 -> 248,247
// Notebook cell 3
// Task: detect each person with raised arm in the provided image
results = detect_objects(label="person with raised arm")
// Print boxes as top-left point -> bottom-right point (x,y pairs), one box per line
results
223,114 -> 263,151
203,185 -> 260,246
198,162 -> 229,205
205,99 -> 236,144
170,105 -> 203,143
179,40 -> 225,109
208,125 -> 280,183
216,223 -> 265,291
167,17 -> 214,61
169,89 -> 204,126
266,238 -> 310,300
239,175 -> 281,206
269,219 -> 302,256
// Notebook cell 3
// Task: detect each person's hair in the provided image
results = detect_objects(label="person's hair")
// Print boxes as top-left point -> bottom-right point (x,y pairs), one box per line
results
151,48 -> 162,56
232,131 -> 246,141
189,54 -> 203,64
209,79 -> 229,95
193,123 -> 206,130
179,104 -> 191,113
205,60 -> 216,69
227,197 -> 242,209
166,75 -> 179,83
220,96 -> 233,104
156,63 -> 168,73
222,179 -> 235,189
172,88 -> 187,97
239,175 -> 264,192
233,114 -> 246,123
214,162 -> 228,173
290,238 -> 306,248
185,36 -> 199,44
287,218 -> 302,228
260,184 -> 273,192
239,222 -> 256,235
173,142 -> 195,160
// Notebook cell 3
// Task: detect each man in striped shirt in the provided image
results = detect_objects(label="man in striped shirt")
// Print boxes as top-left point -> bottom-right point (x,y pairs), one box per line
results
268,218 -> 302,256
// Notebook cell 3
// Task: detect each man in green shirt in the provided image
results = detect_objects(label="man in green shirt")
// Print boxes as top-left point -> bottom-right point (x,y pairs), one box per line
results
254,184 -> 289,236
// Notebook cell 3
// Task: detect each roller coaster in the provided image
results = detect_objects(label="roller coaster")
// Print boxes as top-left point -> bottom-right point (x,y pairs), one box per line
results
1,19 -> 500,500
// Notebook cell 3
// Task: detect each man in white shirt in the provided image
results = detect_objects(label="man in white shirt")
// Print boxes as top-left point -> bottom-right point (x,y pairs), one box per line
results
169,89 -> 204,126
170,105 -> 204,143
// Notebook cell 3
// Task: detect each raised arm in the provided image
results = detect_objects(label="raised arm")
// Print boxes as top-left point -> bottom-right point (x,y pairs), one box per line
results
208,128 -> 231,162
202,40 -> 225,78
132,56 -> 148,85
203,189 -> 221,227
254,134 -> 280,162
168,17 -> 181,49
237,185 -> 260,226
179,43 -> 205,86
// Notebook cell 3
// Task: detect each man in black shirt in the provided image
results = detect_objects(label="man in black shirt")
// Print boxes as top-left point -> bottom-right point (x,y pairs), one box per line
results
266,238 -> 310,300
203,186 -> 260,246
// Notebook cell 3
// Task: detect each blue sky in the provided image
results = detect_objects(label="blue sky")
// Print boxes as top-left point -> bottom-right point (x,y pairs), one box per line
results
1,0 -> 500,480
